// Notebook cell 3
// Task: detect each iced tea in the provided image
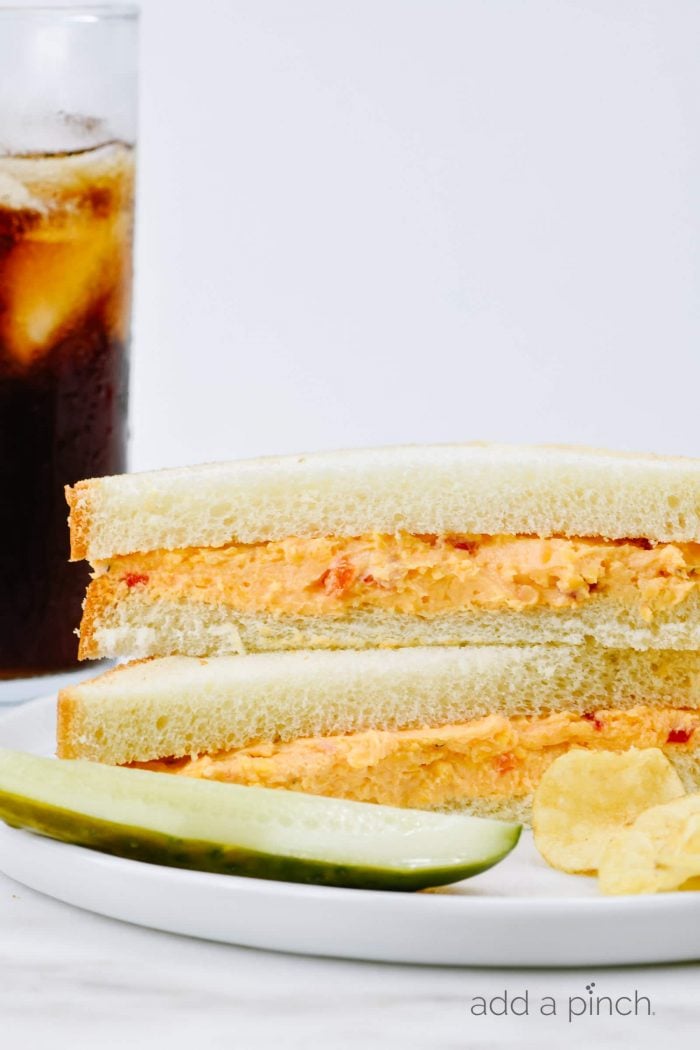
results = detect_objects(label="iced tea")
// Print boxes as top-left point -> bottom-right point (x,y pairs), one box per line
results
0,142 -> 134,675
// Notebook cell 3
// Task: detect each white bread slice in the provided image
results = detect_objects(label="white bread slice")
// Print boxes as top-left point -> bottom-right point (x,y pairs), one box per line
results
66,443 -> 700,561
78,592 -> 700,660
57,644 -> 700,766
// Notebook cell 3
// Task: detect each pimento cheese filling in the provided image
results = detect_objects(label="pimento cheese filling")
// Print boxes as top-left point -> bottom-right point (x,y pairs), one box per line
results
129,706 -> 698,808
95,533 -> 700,620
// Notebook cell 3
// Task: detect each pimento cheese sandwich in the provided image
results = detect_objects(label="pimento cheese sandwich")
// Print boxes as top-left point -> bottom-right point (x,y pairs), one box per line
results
66,444 -> 700,659
56,646 -> 700,823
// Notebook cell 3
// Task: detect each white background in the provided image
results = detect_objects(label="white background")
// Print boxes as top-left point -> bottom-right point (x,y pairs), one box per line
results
135,0 -> 700,467
17,0 -> 700,468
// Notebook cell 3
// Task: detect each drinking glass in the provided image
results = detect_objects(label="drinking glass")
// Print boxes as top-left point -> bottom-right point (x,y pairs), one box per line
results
0,5 -> 138,695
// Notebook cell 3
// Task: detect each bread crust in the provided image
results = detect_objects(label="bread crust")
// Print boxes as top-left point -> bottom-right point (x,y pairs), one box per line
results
77,576 -> 107,660
65,443 -> 700,561
55,690 -> 78,760
65,481 -> 91,562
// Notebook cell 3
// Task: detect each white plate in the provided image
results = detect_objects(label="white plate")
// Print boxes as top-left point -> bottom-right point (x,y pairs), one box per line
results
0,696 -> 698,967
0,665 -> 103,706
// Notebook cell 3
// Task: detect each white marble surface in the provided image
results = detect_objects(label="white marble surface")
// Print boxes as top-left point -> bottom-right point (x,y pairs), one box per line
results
0,868 -> 697,1050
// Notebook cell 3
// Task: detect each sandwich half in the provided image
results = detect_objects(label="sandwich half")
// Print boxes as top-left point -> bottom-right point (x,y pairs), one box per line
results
56,645 -> 700,822
67,444 -> 700,660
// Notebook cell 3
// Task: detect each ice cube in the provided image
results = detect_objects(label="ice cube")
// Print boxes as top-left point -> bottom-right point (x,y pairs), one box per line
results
0,169 -> 46,212
1,214 -> 123,366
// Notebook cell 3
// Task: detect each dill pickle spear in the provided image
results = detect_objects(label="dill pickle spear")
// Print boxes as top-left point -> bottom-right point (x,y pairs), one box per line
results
0,749 -> 521,891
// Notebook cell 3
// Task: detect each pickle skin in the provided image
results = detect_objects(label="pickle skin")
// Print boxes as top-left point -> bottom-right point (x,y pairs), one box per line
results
0,789 -> 521,892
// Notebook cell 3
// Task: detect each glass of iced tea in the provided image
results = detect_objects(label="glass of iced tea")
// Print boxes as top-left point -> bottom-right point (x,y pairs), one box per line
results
0,6 -> 137,696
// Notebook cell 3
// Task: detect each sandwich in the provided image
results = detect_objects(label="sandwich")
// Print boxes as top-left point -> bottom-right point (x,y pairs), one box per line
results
66,443 -> 700,661
56,644 -> 700,822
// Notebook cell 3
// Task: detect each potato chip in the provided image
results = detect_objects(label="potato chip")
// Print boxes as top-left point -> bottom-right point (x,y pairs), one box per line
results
532,748 -> 685,874
599,795 -> 700,895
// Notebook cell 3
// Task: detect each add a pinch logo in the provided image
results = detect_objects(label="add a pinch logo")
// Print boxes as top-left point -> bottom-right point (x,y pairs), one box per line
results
568,982 -> 655,1022
468,982 -> 655,1022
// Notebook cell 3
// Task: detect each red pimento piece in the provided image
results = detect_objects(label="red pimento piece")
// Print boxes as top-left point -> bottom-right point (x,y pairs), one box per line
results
362,574 -> 376,584
319,559 -> 356,597
495,752 -> 516,775
582,711 -> 604,731
122,572 -> 149,588
451,539 -> 477,553
666,727 -> 694,745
